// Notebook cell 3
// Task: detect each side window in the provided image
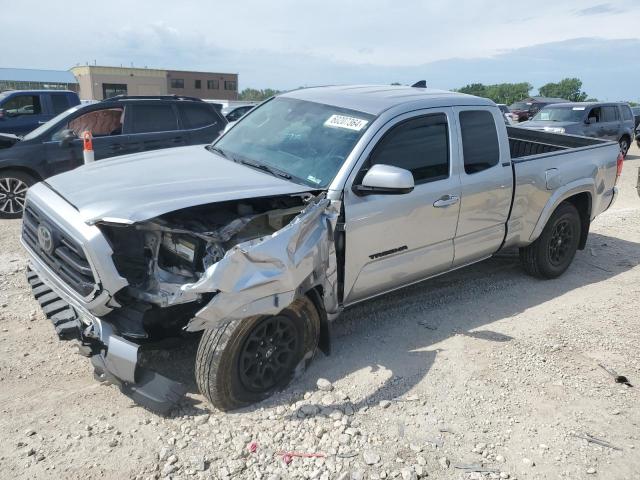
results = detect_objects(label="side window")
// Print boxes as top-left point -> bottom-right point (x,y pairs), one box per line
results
130,104 -> 178,134
50,94 -> 70,115
179,103 -> 221,129
53,107 -> 124,140
369,114 -> 449,184
588,107 -> 601,123
621,106 -> 633,122
602,106 -> 619,122
459,110 -> 500,174
2,95 -> 42,116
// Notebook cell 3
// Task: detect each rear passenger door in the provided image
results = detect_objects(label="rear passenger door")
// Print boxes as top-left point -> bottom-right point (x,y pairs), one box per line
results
126,103 -> 185,153
177,103 -> 225,144
451,107 -> 513,266
600,106 -> 621,141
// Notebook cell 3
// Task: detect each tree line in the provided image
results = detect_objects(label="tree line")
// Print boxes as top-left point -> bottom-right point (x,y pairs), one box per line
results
239,79 -> 637,106
455,78 -> 595,104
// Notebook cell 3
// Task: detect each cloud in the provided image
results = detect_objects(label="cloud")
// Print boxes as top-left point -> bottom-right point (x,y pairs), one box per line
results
1,1 -> 638,101
576,3 -> 623,15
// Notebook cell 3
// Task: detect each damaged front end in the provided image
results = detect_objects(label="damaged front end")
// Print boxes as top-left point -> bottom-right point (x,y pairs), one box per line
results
24,187 -> 339,413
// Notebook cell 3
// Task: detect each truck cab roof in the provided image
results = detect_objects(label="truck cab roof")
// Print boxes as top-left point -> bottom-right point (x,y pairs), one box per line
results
280,85 -> 494,115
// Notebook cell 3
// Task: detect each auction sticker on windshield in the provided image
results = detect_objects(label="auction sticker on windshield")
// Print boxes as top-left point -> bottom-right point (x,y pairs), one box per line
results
324,114 -> 368,131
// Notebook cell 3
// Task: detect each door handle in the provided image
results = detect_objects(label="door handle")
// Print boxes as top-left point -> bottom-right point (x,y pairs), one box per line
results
433,195 -> 459,208
110,144 -> 124,151
172,136 -> 184,143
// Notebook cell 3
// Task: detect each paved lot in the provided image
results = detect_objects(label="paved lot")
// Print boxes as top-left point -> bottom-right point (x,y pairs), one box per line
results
0,145 -> 639,480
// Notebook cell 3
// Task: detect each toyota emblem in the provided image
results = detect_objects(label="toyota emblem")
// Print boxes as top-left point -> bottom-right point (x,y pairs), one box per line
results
37,224 -> 54,255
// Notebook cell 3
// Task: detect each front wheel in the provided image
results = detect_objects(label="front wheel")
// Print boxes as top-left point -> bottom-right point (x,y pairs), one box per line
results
0,170 -> 36,219
195,296 -> 321,411
519,202 -> 581,279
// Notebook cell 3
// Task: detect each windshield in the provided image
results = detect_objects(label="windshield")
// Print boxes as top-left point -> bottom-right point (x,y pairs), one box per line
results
532,106 -> 585,122
212,97 -> 374,188
22,105 -> 83,140
509,102 -> 530,111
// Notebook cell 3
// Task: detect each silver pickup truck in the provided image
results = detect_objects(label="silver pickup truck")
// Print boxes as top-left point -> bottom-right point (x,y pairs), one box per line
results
21,85 -> 623,413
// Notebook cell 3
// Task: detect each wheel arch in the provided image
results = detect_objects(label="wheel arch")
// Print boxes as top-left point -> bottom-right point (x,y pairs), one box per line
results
0,165 -> 42,182
530,183 -> 593,248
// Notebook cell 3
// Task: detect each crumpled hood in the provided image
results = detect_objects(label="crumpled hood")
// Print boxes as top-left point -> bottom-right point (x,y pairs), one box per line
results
45,145 -> 312,224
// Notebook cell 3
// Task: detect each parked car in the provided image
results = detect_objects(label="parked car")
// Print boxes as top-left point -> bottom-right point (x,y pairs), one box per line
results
0,95 -> 226,218
519,102 -> 635,157
508,96 -> 568,122
497,104 -> 514,124
222,103 -> 257,122
632,106 -> 640,129
22,85 -> 622,413
0,90 -> 80,136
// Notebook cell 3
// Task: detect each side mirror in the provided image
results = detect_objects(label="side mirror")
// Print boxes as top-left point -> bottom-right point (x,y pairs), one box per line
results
58,129 -> 77,147
353,164 -> 414,196
0,108 -> 5,119
584,118 -> 591,125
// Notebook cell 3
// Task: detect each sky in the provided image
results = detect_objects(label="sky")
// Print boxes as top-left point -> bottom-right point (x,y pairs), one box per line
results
2,0 -> 639,101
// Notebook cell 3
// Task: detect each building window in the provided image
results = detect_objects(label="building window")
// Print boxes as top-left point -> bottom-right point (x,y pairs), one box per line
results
224,81 -> 237,91
207,80 -> 219,90
102,83 -> 128,99
194,80 -> 201,89
170,78 -> 184,89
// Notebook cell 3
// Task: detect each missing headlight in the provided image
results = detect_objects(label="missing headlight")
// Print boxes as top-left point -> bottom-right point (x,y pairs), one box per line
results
159,234 -> 205,275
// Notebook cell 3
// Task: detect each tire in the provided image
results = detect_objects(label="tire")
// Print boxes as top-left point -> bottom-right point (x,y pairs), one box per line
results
519,201 -> 581,279
619,137 -> 630,158
0,170 -> 36,219
195,296 -> 321,411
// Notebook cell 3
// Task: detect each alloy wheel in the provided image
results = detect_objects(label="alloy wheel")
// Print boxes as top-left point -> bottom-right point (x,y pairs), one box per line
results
0,177 -> 28,215
548,219 -> 573,266
238,315 -> 299,393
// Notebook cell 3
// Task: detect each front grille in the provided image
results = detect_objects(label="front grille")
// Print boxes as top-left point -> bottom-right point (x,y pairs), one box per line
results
22,203 -> 97,297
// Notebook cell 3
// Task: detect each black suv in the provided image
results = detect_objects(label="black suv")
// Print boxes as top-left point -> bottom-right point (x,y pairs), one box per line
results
0,95 -> 226,218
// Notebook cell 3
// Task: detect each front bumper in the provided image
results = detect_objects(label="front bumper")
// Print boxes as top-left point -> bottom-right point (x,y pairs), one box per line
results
27,267 -> 186,414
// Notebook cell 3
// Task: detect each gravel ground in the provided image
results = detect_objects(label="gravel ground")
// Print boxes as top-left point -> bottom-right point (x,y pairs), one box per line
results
1,145 -> 639,480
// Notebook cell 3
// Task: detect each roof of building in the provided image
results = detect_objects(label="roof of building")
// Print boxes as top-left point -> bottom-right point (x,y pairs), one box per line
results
0,68 -> 77,84
281,85 -> 493,115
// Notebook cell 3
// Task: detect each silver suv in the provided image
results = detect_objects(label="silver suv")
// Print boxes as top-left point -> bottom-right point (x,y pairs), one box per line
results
520,102 -> 635,157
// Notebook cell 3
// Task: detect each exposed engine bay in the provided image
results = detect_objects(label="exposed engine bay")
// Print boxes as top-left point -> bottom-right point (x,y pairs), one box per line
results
98,193 -> 314,320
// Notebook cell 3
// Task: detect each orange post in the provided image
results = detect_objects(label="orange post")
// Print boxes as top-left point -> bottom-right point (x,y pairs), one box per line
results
82,131 -> 95,164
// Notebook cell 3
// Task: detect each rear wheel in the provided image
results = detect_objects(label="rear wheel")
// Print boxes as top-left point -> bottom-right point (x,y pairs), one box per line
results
519,202 -> 581,279
619,137 -> 630,158
0,170 -> 36,219
195,296 -> 320,411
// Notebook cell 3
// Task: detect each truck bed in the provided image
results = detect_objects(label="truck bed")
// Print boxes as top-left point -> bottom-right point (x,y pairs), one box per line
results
507,126 -> 608,159
504,126 -> 620,250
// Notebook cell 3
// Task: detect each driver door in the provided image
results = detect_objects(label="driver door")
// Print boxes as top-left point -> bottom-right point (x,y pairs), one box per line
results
342,109 -> 461,305
43,106 -> 130,175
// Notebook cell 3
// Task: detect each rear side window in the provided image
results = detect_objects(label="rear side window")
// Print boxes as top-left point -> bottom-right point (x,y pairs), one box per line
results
601,106 -> 619,122
369,113 -> 449,183
459,110 -> 499,174
50,94 -> 70,114
2,94 -> 42,116
179,103 -> 221,129
621,105 -> 633,122
130,104 -> 178,134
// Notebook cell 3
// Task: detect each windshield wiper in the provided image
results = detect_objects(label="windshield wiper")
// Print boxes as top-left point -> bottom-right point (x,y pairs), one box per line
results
239,159 -> 292,179
206,145 -> 229,158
